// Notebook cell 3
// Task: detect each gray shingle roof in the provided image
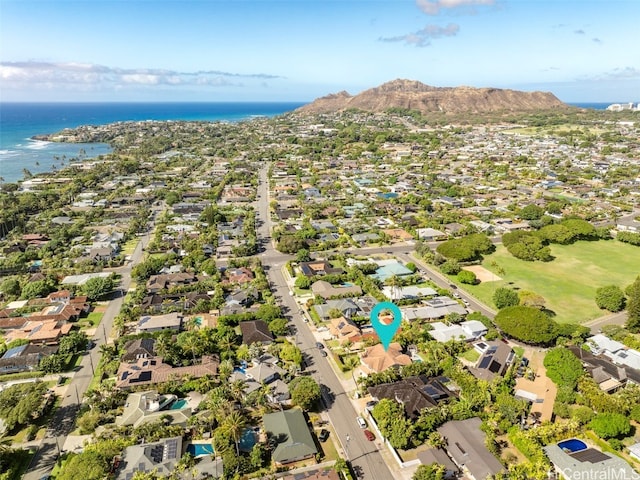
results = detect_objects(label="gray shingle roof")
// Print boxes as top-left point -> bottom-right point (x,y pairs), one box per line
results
263,409 -> 317,464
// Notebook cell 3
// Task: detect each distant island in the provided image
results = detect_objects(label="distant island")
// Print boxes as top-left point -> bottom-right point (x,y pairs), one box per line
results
296,78 -> 567,115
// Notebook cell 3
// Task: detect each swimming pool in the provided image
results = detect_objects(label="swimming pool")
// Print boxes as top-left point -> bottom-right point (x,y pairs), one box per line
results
170,399 -> 188,410
186,443 -> 214,457
238,427 -> 257,451
558,439 -> 587,453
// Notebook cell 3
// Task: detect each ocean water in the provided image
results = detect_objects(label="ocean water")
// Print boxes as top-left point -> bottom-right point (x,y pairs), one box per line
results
0,102 -> 304,183
567,102 -> 612,110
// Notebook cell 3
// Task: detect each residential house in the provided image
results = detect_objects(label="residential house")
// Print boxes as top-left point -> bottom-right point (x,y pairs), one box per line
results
382,285 -> 437,301
263,409 -> 318,465
416,449 -> 459,479
416,228 -> 448,242
402,296 -> 467,321
428,320 -> 487,343
469,341 -> 515,381
146,272 -> 199,294
327,317 -> 362,345
88,246 -> 117,263
360,343 -> 412,374
381,228 -> 414,242
231,357 -> 289,404
115,391 -> 193,428
311,280 -> 362,300
314,298 -> 360,320
240,320 -> 274,345
370,260 -> 413,282
438,417 -> 504,480
116,355 -> 219,389
299,261 -> 344,278
140,292 -> 211,313
544,441 -> 637,480
136,312 -> 183,334
121,338 -> 157,362
4,319 -> 73,345
367,375 -> 454,420
0,344 -> 57,374
281,469 -> 340,480
588,334 -> 640,372
224,267 -> 254,284
568,345 -> 640,389
115,437 -> 182,480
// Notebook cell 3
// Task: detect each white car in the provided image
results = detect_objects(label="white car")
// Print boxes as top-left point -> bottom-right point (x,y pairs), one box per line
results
356,416 -> 367,429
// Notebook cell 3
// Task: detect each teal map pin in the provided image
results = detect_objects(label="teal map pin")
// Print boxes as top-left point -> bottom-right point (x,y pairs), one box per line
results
370,301 -> 402,351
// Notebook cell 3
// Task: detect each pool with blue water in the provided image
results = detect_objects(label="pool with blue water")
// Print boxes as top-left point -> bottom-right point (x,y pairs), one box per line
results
187,443 -> 214,457
558,439 -> 587,453
170,399 -> 188,410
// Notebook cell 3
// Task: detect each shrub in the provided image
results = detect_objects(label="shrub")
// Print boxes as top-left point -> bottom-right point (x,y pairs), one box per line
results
493,287 -> 519,309
457,270 -> 477,285
589,413 -> 631,439
439,260 -> 461,275
595,285 -> 626,312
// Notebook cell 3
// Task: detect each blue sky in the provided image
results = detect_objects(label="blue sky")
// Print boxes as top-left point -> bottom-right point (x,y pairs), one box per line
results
1,0 -> 638,103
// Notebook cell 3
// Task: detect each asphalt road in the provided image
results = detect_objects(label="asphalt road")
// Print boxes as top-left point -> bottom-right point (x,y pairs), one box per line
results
255,165 -> 394,480
23,213 -> 155,480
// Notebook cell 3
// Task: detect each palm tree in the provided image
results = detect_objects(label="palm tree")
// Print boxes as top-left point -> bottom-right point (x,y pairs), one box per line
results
222,411 -> 246,455
385,274 -> 403,301
217,359 -> 234,383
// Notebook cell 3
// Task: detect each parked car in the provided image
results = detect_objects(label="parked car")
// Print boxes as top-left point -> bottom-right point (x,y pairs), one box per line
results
366,400 -> 378,410
364,429 -> 375,441
357,416 -> 367,429
316,342 -> 325,349
318,429 -> 330,442
320,350 -> 328,357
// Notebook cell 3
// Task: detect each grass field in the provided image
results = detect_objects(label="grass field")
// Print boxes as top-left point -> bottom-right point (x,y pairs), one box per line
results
457,240 -> 640,324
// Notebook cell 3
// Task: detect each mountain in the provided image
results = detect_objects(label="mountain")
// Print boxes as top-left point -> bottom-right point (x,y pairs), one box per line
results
296,79 -> 567,114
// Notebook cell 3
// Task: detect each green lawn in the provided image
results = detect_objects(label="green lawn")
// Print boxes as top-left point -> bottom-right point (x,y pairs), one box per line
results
122,238 -> 139,255
460,240 -> 640,324
85,311 -> 104,326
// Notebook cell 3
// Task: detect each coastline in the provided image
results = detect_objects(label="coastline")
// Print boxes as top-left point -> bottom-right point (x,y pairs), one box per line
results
0,102 -> 304,183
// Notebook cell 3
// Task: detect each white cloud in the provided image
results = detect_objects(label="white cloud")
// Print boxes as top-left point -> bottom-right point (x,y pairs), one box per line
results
0,61 -> 282,90
416,0 -> 495,15
379,23 -> 459,47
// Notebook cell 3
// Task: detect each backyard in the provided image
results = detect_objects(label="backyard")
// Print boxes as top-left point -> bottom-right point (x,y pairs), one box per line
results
457,240 -> 640,324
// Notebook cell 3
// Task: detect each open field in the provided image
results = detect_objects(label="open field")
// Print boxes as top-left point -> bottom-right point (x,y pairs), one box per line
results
503,125 -> 609,135
458,240 -> 640,324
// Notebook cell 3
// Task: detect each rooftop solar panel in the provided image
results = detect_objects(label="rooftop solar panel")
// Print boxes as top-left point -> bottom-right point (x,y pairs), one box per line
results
478,356 -> 492,369
571,448 -> 610,463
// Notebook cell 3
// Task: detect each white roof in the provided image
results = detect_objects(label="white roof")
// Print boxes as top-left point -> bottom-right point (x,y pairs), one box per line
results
613,348 -> 640,371
5,300 -> 28,309
462,320 -> 488,336
628,442 -> 640,460
589,334 -> 625,354
61,272 -> 112,285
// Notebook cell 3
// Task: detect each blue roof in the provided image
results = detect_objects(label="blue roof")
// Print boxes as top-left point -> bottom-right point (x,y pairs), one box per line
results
2,344 -> 27,359
371,263 -> 413,281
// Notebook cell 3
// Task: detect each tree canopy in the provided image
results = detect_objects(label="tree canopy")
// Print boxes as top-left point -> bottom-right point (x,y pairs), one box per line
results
494,306 -> 558,345
589,413 -> 631,439
288,376 -> 321,410
543,347 -> 584,389
595,285 -> 626,312
493,287 -> 520,309
435,233 -> 494,262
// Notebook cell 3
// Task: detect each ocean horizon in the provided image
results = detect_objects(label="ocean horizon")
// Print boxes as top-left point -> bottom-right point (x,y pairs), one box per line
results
0,100 -> 616,183
0,101 -> 305,183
